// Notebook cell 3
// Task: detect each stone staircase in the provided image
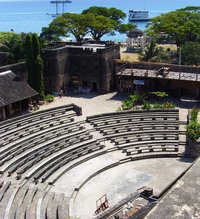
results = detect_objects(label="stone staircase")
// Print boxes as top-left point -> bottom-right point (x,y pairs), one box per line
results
178,109 -> 190,157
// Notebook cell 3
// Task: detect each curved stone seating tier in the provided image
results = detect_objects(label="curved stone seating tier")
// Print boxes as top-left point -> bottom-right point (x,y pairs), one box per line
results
47,149 -> 107,186
125,145 -> 179,156
0,183 -> 69,219
120,140 -> 179,155
0,112 -> 76,147
21,139 -> 103,181
0,112 -> 78,148
0,104 -> 78,134
92,114 -> 178,128
95,119 -> 179,131
0,130 -> 93,175
110,130 -> 178,143
101,123 -> 178,136
87,109 -> 179,160
87,109 -> 179,124
0,123 -> 85,165
0,181 -> 11,203
31,140 -> 104,183
113,133 -> 179,146
0,108 -> 182,219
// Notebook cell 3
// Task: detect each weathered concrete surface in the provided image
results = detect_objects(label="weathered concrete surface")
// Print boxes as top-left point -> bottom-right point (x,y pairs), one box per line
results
145,157 -> 200,219
71,158 -> 193,219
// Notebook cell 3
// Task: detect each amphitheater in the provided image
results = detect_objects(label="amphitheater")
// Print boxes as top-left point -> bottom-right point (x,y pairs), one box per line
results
0,92 -> 196,219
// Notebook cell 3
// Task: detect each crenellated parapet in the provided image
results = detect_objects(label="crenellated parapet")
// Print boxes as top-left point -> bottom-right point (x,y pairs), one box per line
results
42,41 -> 120,94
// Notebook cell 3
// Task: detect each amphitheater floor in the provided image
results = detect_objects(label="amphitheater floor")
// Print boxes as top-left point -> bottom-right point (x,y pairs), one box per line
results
50,157 -> 193,219
38,92 -> 128,119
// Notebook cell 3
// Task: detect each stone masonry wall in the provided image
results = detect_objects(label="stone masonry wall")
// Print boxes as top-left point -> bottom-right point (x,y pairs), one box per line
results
189,141 -> 200,158
42,42 -> 120,94
0,62 -> 27,80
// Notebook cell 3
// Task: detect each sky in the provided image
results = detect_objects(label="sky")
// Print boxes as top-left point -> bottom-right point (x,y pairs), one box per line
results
0,0 -> 50,2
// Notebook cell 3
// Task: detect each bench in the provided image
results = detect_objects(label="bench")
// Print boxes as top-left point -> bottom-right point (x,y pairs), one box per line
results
1,114 -> 76,147
117,140 -> 179,150
102,124 -> 179,136
125,145 -> 179,156
15,186 -> 38,219
0,123 -> 84,166
29,140 -> 102,182
114,134 -> 179,145
87,110 -> 179,123
0,121 -> 83,154
40,143 -> 104,183
0,104 -> 76,132
0,181 -> 11,202
91,114 -> 179,127
92,119 -> 179,132
0,107 -> 75,135
5,130 -> 92,176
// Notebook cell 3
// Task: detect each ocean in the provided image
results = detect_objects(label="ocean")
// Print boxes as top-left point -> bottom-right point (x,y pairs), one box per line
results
0,0 -> 199,41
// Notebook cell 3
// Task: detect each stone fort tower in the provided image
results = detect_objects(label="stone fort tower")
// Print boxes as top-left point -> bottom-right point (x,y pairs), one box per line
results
42,42 -> 120,94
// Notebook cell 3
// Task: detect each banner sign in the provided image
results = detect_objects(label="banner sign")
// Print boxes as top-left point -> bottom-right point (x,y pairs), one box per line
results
133,80 -> 144,85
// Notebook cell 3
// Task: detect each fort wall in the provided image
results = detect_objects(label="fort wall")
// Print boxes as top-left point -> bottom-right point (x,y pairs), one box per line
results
0,62 -> 27,80
42,42 -> 120,94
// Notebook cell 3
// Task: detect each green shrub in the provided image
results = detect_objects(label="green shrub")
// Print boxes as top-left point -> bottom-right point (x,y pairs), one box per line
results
187,121 -> 200,141
163,101 -> 175,109
45,94 -> 54,103
142,102 -> 151,110
152,103 -> 163,109
187,107 -> 200,141
191,106 -> 199,122
121,100 -> 133,110
150,91 -> 168,98
130,93 -> 147,105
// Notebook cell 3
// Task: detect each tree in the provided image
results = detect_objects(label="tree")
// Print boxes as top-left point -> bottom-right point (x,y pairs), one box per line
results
35,56 -> 45,100
82,6 -> 135,40
25,34 -> 34,88
85,13 -> 114,41
181,41 -> 200,66
25,33 -> 45,100
180,6 -> 200,13
40,24 -> 65,44
146,7 -> 200,47
42,13 -> 90,42
0,32 -> 26,64
32,33 -> 41,62
139,40 -> 160,61
82,6 -> 126,26
40,7 -> 135,42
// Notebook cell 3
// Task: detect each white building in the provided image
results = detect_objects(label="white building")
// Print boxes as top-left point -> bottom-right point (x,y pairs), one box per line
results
126,29 -> 147,52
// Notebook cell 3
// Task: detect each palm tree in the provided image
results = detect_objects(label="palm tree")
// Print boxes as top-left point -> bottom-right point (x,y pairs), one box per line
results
139,40 -> 160,62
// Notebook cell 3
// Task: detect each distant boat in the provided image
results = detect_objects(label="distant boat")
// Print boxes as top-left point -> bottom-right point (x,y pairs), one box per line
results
129,10 -> 152,22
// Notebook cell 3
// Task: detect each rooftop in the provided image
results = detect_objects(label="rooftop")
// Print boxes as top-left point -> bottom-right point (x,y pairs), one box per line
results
117,68 -> 200,82
0,70 -> 38,107
43,41 -> 117,53
65,43 -> 106,52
